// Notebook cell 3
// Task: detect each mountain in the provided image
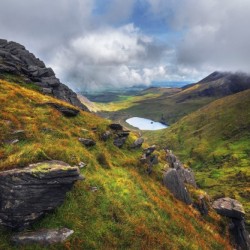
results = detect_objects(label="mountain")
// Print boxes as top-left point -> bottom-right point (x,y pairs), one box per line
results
0,77 -> 232,249
97,71 -> 250,125
144,89 -> 250,227
0,39 -> 88,111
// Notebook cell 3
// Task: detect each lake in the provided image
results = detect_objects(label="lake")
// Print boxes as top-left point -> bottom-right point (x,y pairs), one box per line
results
126,117 -> 168,130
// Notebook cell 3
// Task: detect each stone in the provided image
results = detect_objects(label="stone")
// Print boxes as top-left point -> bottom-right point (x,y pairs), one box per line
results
0,161 -> 83,230
193,195 -> 208,216
109,123 -> 123,131
131,137 -> 144,148
100,131 -> 111,141
42,88 -> 53,94
213,198 -> 250,250
78,138 -> 96,147
78,162 -> 87,168
177,167 -> 197,188
144,145 -> 156,156
11,228 -> 74,246
163,169 -> 192,205
117,131 -> 130,137
212,197 -> 245,219
46,102 -> 80,117
113,137 -> 127,148
41,77 -> 60,87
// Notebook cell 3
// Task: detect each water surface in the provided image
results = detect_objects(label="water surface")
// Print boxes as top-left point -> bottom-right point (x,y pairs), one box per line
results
126,117 -> 168,130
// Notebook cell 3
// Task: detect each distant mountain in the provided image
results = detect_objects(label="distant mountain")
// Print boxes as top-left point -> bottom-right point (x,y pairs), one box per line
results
0,39 -> 88,111
181,71 -> 250,100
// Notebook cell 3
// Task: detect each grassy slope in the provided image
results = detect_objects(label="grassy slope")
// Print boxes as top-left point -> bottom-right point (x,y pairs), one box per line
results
96,85 -> 217,125
144,89 -> 250,225
0,79 -> 231,249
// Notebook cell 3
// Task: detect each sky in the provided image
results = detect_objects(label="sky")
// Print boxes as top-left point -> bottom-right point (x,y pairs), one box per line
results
0,0 -> 250,91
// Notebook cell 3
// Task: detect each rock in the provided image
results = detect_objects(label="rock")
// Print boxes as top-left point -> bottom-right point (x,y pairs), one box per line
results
163,169 -> 192,205
100,131 -> 111,141
177,167 -> 197,188
117,131 -> 130,137
78,138 -> 96,147
144,145 -> 156,156
78,162 -> 87,168
11,130 -> 26,140
41,77 -> 60,87
131,137 -> 144,148
113,137 -> 127,148
0,160 -> 83,230
109,123 -> 123,131
213,198 -> 250,250
212,197 -> 245,219
193,195 -> 208,216
46,102 -> 80,117
11,228 -> 74,246
0,39 -> 89,111
42,88 -> 53,94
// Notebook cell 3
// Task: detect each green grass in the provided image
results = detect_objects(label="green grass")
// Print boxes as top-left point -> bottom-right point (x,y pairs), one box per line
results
0,79 -> 231,249
144,89 -> 250,227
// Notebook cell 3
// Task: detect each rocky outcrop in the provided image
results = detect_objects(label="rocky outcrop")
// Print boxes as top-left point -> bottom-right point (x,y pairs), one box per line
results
131,137 -> 144,149
46,102 -> 80,117
78,138 -> 96,147
0,39 -> 88,111
0,161 -> 83,230
11,228 -> 74,246
213,198 -> 250,250
163,169 -> 192,205
140,145 -> 158,174
108,124 -> 130,148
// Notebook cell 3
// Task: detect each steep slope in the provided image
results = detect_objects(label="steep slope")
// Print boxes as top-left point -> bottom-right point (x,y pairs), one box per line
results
0,39 -> 88,111
0,79 -> 231,249
144,89 -> 250,226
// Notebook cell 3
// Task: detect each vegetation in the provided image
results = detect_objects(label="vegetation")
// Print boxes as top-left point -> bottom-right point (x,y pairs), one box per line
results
0,79 -> 231,249
144,89 -> 250,226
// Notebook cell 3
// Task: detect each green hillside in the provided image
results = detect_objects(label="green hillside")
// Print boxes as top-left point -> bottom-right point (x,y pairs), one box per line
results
0,79 -> 232,249
144,89 -> 250,226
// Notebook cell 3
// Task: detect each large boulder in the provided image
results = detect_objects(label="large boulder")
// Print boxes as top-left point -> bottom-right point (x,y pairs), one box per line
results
213,198 -> 250,250
163,169 -> 192,205
0,161 -> 83,230
11,228 -> 74,246
46,102 -> 80,117
131,137 -> 144,149
212,197 -> 245,219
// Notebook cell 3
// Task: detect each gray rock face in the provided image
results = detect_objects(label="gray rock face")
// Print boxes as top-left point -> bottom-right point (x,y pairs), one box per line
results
46,102 -> 80,117
109,123 -> 123,131
131,137 -> 144,149
78,138 -> 96,147
113,137 -> 127,148
100,131 -> 111,141
213,198 -> 250,250
163,169 -> 192,205
11,228 -> 74,246
0,161 -> 83,230
0,39 -> 88,111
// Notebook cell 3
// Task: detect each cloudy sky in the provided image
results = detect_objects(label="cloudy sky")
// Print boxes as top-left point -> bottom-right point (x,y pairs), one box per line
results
1,0 -> 250,91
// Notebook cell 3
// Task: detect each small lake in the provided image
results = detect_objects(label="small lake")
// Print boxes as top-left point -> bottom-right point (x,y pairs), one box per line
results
126,117 -> 168,130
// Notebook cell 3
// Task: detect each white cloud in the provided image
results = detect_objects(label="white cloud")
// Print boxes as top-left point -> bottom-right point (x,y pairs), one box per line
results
51,24 -> 169,91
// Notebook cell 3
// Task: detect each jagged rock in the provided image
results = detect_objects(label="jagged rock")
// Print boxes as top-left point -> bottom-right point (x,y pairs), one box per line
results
131,137 -> 144,149
0,161 -> 83,230
212,197 -> 245,219
100,131 -> 111,141
46,102 -> 80,117
42,88 -> 53,94
144,145 -> 156,156
177,167 -> 197,188
117,131 -> 130,137
78,138 -> 96,147
113,137 -> 126,148
163,169 -> 192,205
0,39 -> 89,111
193,195 -> 208,216
11,228 -> 74,246
213,198 -> 250,250
109,123 -> 123,131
